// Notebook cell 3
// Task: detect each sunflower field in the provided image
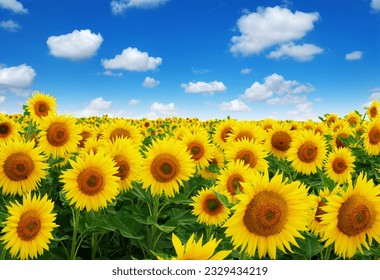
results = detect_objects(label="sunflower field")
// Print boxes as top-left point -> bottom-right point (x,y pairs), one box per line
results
0,92 -> 380,260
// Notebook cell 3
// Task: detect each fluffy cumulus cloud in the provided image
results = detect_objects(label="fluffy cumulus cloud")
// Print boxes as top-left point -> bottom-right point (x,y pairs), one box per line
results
128,99 -> 140,105
147,102 -> 176,118
241,73 -> 314,103
0,0 -> 27,13
240,68 -> 252,74
267,43 -> 323,61
345,51 -> 363,61
286,102 -> 316,120
0,20 -> 20,32
47,29 -> 103,60
143,76 -> 160,88
102,47 -> 162,72
230,6 -> 320,58
111,0 -> 169,14
181,81 -> 226,95
0,64 -> 36,90
219,99 -> 251,112
76,97 -> 112,117
371,0 -> 380,11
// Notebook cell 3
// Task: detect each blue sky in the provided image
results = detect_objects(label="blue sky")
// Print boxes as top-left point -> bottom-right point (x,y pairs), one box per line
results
0,0 -> 379,121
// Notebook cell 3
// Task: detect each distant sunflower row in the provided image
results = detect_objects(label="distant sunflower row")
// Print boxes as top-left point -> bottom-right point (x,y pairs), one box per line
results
0,91 -> 380,260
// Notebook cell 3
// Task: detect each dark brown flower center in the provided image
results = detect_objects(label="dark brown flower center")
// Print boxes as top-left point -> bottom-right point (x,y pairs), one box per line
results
315,200 -> 327,223
0,122 -> 11,138
236,150 -> 257,168
47,122 -> 69,147
297,141 -> 317,163
243,191 -> 288,236
337,195 -> 376,236
114,155 -> 129,180
188,142 -> 205,160
202,194 -> 223,215
77,167 -> 104,196
332,157 -> 347,174
34,101 -> 49,117
369,127 -> 380,145
151,153 -> 179,182
17,210 -> 41,241
110,128 -> 131,141
271,131 -> 291,152
3,152 -> 34,181
226,174 -> 244,195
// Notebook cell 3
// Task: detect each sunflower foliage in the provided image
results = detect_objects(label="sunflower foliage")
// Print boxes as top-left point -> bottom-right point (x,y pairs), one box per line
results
0,92 -> 380,260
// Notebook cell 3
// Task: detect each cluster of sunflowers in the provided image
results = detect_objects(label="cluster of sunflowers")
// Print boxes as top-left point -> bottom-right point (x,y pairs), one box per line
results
0,92 -> 379,260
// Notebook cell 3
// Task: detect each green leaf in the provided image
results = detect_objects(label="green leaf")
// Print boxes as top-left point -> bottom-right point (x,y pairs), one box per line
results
212,190 -> 232,208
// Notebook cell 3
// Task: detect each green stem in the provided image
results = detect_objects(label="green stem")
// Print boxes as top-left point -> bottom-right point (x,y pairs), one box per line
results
70,207 -> 80,260
323,244 -> 333,260
91,233 -> 98,260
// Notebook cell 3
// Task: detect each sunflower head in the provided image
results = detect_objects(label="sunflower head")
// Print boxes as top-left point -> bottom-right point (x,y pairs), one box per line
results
224,172 -> 314,259
321,173 -> 380,258
1,193 -> 58,260
26,91 -> 57,123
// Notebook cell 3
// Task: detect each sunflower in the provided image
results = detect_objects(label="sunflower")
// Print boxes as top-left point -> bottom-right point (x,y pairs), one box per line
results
226,121 -> 265,144
212,119 -> 236,150
199,145 -> 225,180
191,188 -> 230,226
60,150 -> 120,212
324,148 -> 355,184
140,138 -> 196,197
223,172 -> 314,259
325,113 -> 339,126
0,114 -> 21,143
0,139 -> 48,196
366,99 -> 380,120
0,193 -> 58,260
345,111 -> 361,127
362,118 -> 380,155
215,160 -> 255,203
330,125 -> 353,149
321,173 -> 380,259
287,130 -> 327,175
309,187 -> 343,238
264,122 -> 293,159
181,128 -> 214,170
38,114 -> 81,158
103,137 -> 142,192
101,118 -> 142,144
26,91 -> 57,123
79,137 -> 105,156
161,233 -> 231,260
225,138 -> 268,173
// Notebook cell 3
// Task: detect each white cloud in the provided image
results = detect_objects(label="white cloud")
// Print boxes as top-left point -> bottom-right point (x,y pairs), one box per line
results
87,97 -> 112,110
76,97 -> 112,117
230,6 -> 319,56
111,0 -> 169,14
47,29 -> 103,60
241,73 -> 314,102
240,68 -> 252,74
267,43 -> 323,61
181,81 -> 226,95
0,64 -> 36,90
147,102 -> 176,118
0,20 -> 20,32
371,0 -> 380,11
0,95 -> 5,103
103,70 -> 122,77
345,51 -> 363,61
286,102 -> 316,120
128,99 -> 140,105
219,99 -> 251,112
143,76 -> 160,88
102,47 -> 162,72
0,0 -> 27,13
